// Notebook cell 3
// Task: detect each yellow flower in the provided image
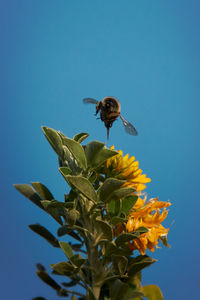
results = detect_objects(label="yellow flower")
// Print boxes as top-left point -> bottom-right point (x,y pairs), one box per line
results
103,146 -> 171,255
104,146 -> 151,193
127,197 -> 171,255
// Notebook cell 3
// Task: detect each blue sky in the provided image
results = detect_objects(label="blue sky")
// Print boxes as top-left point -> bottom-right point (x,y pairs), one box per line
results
1,1 -> 200,299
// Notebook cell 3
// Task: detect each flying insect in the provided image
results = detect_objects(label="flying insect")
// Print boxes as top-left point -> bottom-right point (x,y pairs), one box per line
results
83,96 -> 138,139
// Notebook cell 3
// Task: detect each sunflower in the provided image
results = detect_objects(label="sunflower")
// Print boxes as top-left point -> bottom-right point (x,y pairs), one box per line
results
103,146 -> 151,193
103,146 -> 171,255
127,196 -> 171,255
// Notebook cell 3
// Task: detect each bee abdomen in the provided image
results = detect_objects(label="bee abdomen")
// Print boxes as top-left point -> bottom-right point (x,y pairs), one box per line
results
107,112 -> 120,121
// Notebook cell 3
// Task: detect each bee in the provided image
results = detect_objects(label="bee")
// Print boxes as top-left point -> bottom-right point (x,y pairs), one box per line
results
83,96 -> 138,139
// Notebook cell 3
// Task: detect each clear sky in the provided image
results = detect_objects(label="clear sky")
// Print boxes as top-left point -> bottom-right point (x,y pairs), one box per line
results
1,1 -> 200,299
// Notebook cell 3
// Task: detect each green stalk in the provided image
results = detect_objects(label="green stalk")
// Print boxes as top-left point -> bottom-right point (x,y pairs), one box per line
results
81,198 -> 103,299
89,242 -> 102,299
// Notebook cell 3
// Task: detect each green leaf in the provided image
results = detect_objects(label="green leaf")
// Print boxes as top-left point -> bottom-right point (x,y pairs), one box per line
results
61,146 -> 77,172
70,254 -> 85,267
29,224 -> 59,247
73,132 -> 89,143
88,171 -> 97,183
40,200 -> 64,225
59,241 -> 74,259
71,243 -> 83,251
99,240 -> 118,257
142,284 -> 164,300
160,235 -> 171,248
41,200 -> 65,209
121,195 -> 138,215
111,216 -> 126,225
115,247 -> 133,257
66,189 -> 78,202
85,141 -> 118,169
72,225 -> 91,238
128,255 -> 157,276
110,280 -> 130,300
112,187 -> 135,200
95,219 -> 113,241
60,136 -> 87,170
61,278 -> 80,287
112,255 -> 128,275
15,184 -> 64,225
108,279 -> 144,299
107,199 -> 121,216
67,209 -> 79,226
125,288 -> 144,299
115,233 -> 139,247
57,289 -> 68,297
99,178 -> 125,203
101,239 -> 132,257
14,184 -> 43,209
42,126 -> 64,158
85,141 -> 104,166
57,225 -> 82,242
59,167 -> 72,176
36,263 -> 46,271
31,182 -> 54,200
36,270 -> 61,290
61,174 -> 97,202
136,227 -> 149,234
51,262 -> 76,276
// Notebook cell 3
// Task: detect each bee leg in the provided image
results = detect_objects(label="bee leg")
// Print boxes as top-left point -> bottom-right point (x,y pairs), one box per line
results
95,103 -> 101,115
94,113 -> 100,119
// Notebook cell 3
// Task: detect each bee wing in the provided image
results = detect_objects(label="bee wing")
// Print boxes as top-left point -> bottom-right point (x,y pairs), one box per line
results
120,115 -> 138,136
83,98 -> 98,104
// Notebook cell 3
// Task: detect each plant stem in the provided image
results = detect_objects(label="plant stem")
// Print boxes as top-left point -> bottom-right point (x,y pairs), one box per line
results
89,242 -> 101,299
82,203 -> 102,299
